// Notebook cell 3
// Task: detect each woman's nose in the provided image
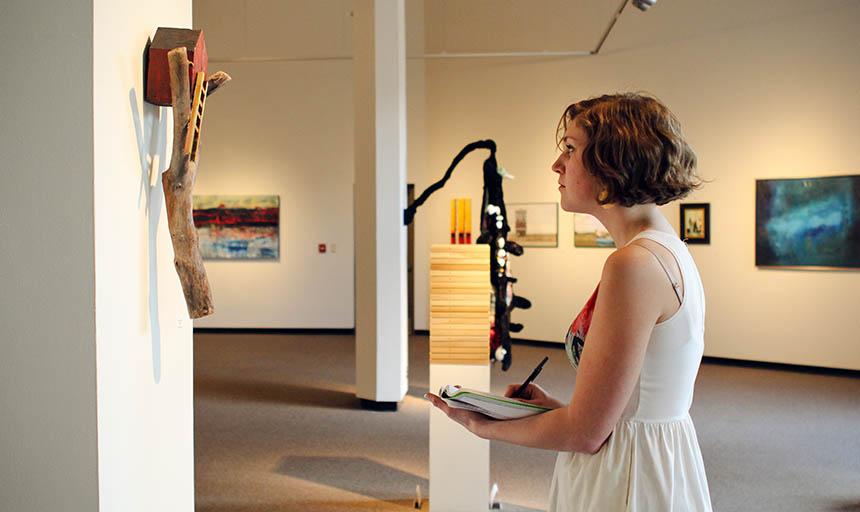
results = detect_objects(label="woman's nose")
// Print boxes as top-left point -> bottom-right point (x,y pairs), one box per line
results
551,155 -> 563,174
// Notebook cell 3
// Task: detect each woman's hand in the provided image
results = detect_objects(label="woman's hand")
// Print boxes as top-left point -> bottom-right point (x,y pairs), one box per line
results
504,383 -> 566,410
424,392 -> 494,438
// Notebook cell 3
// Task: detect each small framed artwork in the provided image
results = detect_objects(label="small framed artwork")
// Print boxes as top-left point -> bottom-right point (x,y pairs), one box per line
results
574,214 -> 615,248
756,175 -> 860,269
507,202 -> 558,247
680,203 -> 710,244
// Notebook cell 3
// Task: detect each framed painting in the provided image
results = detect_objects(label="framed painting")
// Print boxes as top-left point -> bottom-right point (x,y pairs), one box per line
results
507,203 -> 558,247
192,195 -> 280,260
755,175 -> 860,269
574,213 -> 615,248
680,203 -> 710,244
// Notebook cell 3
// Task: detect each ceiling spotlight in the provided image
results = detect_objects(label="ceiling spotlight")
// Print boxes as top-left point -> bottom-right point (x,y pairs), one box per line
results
632,0 -> 657,11
594,0 -> 658,54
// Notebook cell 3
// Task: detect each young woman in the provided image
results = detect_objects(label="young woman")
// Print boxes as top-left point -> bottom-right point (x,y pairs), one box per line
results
426,93 -> 712,511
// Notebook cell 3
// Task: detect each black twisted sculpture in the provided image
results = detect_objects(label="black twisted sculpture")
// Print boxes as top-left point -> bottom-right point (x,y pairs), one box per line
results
404,140 -> 531,371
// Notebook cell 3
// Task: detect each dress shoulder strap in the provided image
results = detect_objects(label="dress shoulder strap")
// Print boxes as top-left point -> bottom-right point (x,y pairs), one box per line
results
629,240 -> 683,305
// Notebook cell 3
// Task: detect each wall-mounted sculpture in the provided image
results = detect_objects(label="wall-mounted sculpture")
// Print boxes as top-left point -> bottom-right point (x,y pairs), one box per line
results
145,28 -> 231,318
405,140 -> 530,370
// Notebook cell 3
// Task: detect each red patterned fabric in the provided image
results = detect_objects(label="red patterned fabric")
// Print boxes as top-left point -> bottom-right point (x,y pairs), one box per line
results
564,284 -> 600,367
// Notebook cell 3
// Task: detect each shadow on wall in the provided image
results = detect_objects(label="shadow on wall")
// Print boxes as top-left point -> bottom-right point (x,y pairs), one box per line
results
275,455 -> 427,506
130,78 -> 168,383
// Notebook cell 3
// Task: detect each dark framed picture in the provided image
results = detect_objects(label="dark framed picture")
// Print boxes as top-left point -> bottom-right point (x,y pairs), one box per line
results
680,203 -> 710,244
755,175 -> 860,269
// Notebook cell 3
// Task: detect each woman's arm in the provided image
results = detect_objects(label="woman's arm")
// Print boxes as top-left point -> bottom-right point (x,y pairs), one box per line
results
427,245 -> 668,454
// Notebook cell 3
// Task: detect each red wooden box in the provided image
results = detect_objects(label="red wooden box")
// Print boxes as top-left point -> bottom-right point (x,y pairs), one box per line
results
145,27 -> 208,106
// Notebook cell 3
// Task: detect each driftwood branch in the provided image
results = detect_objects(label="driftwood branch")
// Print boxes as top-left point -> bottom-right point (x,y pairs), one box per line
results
206,71 -> 231,96
161,47 -> 231,319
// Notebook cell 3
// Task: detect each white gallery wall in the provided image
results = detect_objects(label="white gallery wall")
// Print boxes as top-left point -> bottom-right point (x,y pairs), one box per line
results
1,1 -> 196,510
191,0 -> 427,329
191,0 -> 356,328
192,1 -> 859,370
93,0 -> 196,510
412,0 -> 860,370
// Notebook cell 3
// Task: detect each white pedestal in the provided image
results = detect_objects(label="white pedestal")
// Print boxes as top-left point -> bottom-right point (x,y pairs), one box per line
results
429,363 -> 490,511
428,244 -> 490,509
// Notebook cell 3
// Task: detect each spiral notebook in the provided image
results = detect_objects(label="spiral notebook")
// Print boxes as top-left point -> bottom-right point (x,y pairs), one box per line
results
438,385 -> 552,420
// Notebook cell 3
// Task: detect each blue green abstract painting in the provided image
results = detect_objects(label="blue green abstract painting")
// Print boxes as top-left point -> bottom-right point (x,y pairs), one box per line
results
755,175 -> 860,269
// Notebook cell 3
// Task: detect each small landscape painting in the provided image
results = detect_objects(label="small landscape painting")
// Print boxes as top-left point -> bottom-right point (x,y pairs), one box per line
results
574,214 -> 615,248
193,195 -> 280,260
755,176 -> 860,269
508,203 -> 558,247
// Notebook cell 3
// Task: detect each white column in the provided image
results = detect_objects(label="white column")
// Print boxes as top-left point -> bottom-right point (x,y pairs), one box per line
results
353,0 -> 408,406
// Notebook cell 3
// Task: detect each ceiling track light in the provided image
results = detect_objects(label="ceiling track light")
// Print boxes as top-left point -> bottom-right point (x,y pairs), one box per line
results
592,0 -> 658,54
420,0 -> 657,59
633,0 -> 658,11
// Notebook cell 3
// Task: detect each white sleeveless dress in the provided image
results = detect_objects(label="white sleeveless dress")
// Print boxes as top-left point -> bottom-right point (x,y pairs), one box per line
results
548,230 -> 712,511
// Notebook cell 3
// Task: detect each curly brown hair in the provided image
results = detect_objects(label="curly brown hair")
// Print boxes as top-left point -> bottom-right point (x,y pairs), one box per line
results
557,93 -> 701,207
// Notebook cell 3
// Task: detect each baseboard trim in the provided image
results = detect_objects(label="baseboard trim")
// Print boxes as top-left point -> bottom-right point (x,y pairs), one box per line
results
196,329 -> 859,376
194,327 -> 355,335
701,356 -> 859,377
504,338 -> 860,376
510,338 -> 565,349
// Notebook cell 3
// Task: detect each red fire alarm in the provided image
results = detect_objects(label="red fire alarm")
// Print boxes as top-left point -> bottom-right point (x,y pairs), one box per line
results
318,244 -> 327,253
145,27 -> 208,106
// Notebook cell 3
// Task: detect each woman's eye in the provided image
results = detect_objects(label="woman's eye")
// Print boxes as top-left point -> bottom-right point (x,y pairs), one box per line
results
565,144 -> 575,153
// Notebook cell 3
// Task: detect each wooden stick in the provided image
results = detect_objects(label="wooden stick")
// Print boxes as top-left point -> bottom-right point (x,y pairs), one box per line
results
205,71 -> 231,96
161,47 -> 231,319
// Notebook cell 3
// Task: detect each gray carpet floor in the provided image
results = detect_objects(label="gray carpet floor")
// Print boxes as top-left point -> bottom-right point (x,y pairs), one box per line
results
194,332 -> 860,511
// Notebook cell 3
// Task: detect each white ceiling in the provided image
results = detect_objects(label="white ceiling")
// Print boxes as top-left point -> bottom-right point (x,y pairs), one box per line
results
193,0 -> 856,61
420,0 -> 857,56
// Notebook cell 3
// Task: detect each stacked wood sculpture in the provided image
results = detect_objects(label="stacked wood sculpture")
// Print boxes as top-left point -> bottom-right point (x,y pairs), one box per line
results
429,245 -> 490,364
